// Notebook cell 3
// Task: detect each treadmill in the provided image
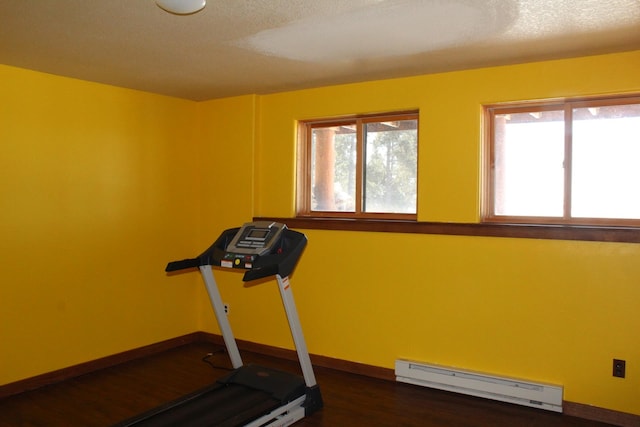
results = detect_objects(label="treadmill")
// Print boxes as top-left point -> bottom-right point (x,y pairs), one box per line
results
115,221 -> 322,427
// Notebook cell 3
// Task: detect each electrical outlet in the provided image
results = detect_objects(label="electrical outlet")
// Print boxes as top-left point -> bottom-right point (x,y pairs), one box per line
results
613,359 -> 626,378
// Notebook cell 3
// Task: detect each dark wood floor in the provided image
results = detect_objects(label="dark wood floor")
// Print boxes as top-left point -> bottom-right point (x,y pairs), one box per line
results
0,342 -> 615,427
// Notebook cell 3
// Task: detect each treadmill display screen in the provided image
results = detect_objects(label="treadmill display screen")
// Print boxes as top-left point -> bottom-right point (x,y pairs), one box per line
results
224,221 -> 287,260
247,229 -> 269,240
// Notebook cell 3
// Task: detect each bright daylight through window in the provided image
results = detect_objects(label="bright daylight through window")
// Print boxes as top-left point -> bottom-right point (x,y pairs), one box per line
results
484,96 -> 640,226
297,112 -> 418,219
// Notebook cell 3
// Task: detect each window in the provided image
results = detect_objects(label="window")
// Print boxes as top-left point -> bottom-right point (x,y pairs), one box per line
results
297,112 -> 418,219
484,95 -> 640,226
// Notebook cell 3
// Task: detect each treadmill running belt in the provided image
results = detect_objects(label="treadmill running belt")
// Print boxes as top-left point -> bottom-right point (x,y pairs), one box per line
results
119,383 -> 281,427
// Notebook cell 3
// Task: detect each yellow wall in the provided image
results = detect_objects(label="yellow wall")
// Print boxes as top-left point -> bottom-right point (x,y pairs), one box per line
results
238,50 -> 640,415
0,65 -> 202,384
2,50 -> 639,417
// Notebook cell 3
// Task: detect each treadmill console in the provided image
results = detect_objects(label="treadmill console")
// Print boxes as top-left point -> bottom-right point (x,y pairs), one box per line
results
221,221 -> 286,269
165,221 -> 306,281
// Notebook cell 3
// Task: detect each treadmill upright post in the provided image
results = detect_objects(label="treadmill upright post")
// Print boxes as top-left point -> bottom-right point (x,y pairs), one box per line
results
276,274 -> 317,388
199,265 -> 243,369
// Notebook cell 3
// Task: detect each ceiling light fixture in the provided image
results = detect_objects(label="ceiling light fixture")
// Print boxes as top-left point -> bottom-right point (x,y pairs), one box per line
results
156,0 -> 206,15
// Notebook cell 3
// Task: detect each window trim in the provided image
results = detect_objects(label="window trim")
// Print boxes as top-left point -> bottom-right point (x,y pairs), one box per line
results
482,94 -> 640,227
254,217 -> 640,243
296,111 -> 419,220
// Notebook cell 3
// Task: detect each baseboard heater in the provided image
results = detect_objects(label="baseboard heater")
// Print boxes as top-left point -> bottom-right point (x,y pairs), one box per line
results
395,359 -> 563,413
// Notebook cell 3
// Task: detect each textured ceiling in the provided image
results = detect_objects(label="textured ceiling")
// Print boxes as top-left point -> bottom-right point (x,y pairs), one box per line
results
1,0 -> 639,101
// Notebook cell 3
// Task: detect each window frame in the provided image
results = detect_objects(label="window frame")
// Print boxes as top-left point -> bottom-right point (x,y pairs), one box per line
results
296,111 -> 419,220
482,94 -> 640,228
